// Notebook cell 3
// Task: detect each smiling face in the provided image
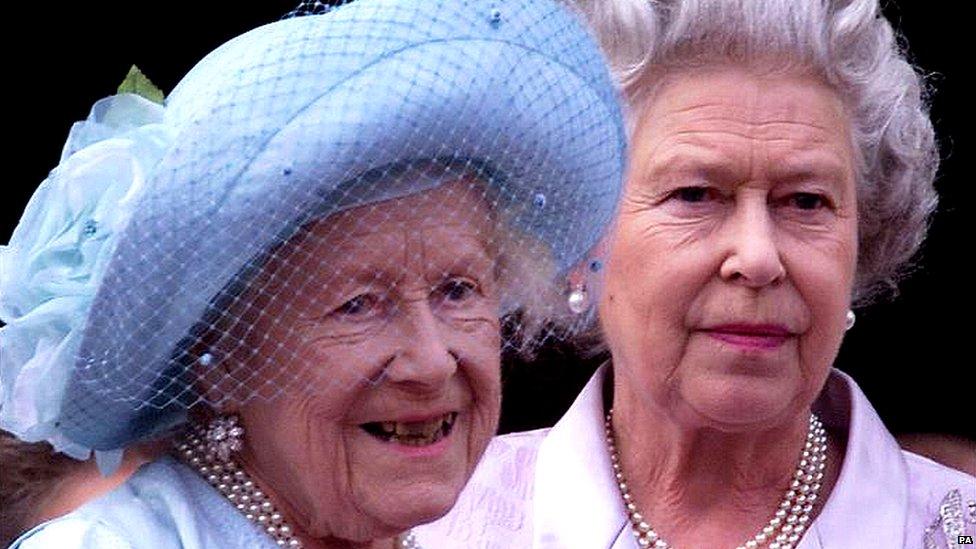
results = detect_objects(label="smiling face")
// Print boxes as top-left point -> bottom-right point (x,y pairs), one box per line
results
601,67 -> 858,430
222,178 -> 502,542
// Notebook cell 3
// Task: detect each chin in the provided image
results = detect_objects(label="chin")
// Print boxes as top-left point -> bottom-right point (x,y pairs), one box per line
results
679,374 -> 799,431
375,482 -> 463,530
317,488 -> 459,543
405,497 -> 456,525
387,471 -> 467,514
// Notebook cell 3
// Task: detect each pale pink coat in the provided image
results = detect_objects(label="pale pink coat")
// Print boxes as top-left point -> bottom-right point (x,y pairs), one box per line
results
416,366 -> 975,548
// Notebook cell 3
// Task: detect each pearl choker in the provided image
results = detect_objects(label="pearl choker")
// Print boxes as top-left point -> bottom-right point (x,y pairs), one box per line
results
175,424 -> 423,548
604,411 -> 827,549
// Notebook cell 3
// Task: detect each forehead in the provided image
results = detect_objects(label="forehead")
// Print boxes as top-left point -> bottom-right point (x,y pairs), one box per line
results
634,66 -> 853,161
268,177 -> 496,273
321,176 -> 495,236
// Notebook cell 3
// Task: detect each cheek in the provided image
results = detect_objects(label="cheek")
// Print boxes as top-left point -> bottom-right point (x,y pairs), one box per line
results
600,216 -> 713,369
444,317 -> 501,456
784,232 -> 856,376
451,318 -> 502,407
464,355 -> 501,457
238,393 -> 351,514
290,329 -> 397,391
245,389 -> 350,450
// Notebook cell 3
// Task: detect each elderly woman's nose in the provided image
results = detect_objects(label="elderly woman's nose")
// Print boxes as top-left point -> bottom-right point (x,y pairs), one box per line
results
384,303 -> 458,388
718,199 -> 786,287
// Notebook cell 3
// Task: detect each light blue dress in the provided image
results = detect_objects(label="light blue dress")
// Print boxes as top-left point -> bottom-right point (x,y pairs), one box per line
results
11,457 -> 277,549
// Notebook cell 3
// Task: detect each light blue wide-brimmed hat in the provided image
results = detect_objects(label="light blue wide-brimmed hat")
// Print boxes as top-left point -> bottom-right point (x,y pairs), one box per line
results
0,0 -> 625,459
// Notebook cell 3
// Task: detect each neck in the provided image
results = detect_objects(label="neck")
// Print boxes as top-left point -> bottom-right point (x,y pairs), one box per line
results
610,387 -> 842,547
176,426 -> 411,549
291,534 -> 400,549
237,457 -> 408,549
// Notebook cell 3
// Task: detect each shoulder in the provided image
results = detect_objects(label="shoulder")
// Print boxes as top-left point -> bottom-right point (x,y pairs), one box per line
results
903,449 -> 975,512
414,429 -> 549,549
465,428 -> 548,503
903,449 -> 975,494
12,457 -> 258,549
11,458 -> 194,549
456,427 -> 549,501
11,515 -> 135,549
903,450 -> 976,547
479,427 -> 549,477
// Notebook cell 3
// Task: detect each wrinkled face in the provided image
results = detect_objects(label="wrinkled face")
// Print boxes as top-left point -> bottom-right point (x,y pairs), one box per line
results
601,68 -> 858,430
227,179 -> 502,541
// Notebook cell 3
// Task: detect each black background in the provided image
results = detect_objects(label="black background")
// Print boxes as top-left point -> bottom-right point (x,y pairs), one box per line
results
3,2 -> 971,438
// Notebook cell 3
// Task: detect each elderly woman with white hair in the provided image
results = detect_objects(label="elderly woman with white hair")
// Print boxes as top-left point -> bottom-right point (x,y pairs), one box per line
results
0,1 -> 626,547
416,1 -> 975,548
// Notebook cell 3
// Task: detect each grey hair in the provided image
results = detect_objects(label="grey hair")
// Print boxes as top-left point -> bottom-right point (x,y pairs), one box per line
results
572,0 -> 939,303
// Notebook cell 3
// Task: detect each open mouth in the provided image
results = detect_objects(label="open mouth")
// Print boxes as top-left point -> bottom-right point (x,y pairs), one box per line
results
360,412 -> 458,446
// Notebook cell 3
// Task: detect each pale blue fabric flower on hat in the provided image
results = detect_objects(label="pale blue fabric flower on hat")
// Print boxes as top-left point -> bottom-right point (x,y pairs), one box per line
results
0,94 -> 174,461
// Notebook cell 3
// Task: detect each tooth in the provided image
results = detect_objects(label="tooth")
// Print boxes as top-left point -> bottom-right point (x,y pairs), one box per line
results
378,415 -> 455,445
393,419 -> 437,437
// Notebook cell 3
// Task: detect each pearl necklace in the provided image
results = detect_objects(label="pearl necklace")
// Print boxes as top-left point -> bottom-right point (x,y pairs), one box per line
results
604,411 -> 827,549
176,425 -> 423,548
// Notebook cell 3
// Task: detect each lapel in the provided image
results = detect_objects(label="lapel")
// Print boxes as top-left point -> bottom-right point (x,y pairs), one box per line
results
532,364 -> 635,549
797,370 -> 909,548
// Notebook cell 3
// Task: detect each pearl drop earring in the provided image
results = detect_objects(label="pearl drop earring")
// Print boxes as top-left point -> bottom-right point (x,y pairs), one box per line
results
567,284 -> 588,315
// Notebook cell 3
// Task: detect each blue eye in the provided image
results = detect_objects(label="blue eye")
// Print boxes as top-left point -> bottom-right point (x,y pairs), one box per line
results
790,193 -> 829,210
334,294 -> 378,317
669,186 -> 713,203
438,278 -> 477,302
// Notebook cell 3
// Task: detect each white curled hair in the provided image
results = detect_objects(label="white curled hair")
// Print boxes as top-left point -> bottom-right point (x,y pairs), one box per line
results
572,0 -> 939,303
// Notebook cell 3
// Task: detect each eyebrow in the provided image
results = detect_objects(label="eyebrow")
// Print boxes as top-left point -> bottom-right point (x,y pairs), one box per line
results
317,234 -> 495,280
643,147 -> 850,187
767,156 -> 851,185
642,147 -> 744,186
424,233 -> 496,265
429,248 -> 495,270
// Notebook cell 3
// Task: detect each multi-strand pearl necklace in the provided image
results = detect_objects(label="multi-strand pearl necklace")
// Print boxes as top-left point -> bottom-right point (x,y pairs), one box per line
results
604,411 -> 827,549
175,422 -> 423,548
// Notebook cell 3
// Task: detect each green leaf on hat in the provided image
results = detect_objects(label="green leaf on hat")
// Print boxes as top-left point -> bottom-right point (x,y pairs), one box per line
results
117,65 -> 165,104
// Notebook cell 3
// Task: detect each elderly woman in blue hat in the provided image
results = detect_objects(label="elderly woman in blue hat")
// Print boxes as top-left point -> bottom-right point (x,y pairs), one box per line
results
0,1 -> 625,547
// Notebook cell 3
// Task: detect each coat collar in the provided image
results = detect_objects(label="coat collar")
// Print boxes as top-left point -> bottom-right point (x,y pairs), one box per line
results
800,369 -> 909,548
531,366 -> 909,549
532,364 -> 633,548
